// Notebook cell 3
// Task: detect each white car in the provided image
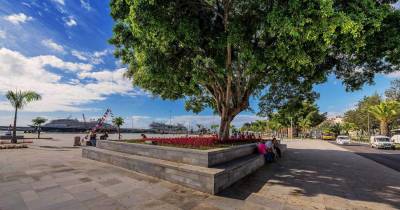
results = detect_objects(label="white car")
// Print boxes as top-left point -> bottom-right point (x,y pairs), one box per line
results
390,134 -> 400,144
370,135 -> 395,149
336,135 -> 351,145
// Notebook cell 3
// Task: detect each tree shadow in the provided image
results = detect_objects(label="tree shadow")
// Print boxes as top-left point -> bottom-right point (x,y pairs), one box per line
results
218,147 -> 400,209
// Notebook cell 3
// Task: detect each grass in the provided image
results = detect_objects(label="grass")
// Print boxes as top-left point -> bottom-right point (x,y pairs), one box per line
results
395,144 -> 400,150
124,139 -> 259,150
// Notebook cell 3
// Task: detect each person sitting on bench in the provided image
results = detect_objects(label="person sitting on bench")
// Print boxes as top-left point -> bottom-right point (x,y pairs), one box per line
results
272,137 -> 282,158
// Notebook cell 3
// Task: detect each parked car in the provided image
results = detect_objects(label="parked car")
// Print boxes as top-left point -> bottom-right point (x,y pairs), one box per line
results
370,135 -> 395,149
391,135 -> 400,144
336,135 -> 351,145
390,129 -> 400,143
322,133 -> 335,140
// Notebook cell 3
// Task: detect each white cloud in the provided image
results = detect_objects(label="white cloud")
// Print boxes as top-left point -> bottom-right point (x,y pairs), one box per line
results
0,30 -> 6,39
70,49 -> 111,65
71,50 -> 88,61
21,2 -> 31,7
387,71 -> 400,78
34,55 -> 92,72
128,114 -> 265,129
52,0 -> 65,6
65,16 -> 77,27
0,48 -> 143,112
41,39 -> 65,52
80,0 -> 92,11
3,13 -> 33,25
78,68 -> 146,96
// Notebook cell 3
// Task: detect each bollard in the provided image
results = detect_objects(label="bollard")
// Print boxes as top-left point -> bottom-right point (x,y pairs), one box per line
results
74,136 -> 81,146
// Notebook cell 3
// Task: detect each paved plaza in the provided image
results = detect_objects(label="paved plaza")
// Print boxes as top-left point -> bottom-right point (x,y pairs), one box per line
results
0,139 -> 399,210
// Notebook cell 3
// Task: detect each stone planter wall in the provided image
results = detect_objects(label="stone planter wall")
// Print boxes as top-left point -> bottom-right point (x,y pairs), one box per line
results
83,140 -> 285,194
96,140 -> 257,167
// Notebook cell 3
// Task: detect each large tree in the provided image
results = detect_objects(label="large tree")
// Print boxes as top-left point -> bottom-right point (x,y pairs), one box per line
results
110,0 -> 400,140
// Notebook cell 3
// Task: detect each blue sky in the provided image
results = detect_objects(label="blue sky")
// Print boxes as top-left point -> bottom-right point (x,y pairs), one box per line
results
0,0 -> 397,128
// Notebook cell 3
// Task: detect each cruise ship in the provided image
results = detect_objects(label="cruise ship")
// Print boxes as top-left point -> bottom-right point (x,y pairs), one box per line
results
40,118 -> 113,132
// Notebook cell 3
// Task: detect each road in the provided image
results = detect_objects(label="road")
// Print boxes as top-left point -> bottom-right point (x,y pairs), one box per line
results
333,141 -> 400,172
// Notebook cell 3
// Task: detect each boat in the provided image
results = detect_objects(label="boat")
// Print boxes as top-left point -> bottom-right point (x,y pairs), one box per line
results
40,118 -> 113,132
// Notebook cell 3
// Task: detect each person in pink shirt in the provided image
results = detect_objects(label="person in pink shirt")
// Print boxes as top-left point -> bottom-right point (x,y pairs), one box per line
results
257,142 -> 266,155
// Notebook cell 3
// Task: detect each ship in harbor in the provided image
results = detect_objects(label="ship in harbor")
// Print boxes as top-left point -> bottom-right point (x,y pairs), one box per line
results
40,118 -> 114,132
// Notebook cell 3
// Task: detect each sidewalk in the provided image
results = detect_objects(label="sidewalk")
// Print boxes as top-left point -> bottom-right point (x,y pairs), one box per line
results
223,140 -> 400,209
0,140 -> 399,210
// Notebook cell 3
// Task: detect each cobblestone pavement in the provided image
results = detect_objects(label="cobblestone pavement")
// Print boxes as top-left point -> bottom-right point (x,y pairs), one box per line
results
1,139 -> 399,210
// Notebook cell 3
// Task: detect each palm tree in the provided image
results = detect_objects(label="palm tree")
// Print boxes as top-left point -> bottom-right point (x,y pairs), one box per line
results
112,117 -> 124,140
341,122 -> 357,135
267,120 -> 283,138
368,100 -> 400,136
298,118 -> 312,139
6,90 -> 41,143
210,124 -> 219,133
32,117 -> 47,139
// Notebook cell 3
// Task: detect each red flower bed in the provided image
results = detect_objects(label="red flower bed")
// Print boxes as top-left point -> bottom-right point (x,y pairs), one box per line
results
144,136 -> 262,147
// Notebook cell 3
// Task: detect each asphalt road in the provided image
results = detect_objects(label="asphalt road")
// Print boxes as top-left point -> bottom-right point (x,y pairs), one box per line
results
333,141 -> 400,172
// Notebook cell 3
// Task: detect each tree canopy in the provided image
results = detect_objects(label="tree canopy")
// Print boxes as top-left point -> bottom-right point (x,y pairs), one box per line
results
368,100 -> 400,136
32,117 -> 47,127
267,101 -> 326,128
385,79 -> 400,101
110,0 -> 400,139
343,93 -> 381,133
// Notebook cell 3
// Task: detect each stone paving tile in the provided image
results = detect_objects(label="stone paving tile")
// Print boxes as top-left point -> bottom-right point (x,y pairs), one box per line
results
20,190 -> 39,202
99,177 -> 122,186
31,180 -> 59,191
191,202 -> 222,210
241,201 -> 273,210
83,195 -> 127,210
20,176 -> 36,184
0,192 -> 29,210
201,196 -> 244,210
244,193 -> 284,210
72,189 -> 106,202
128,198 -> 182,210
25,192 -> 75,210
36,199 -> 89,210
64,181 -> 103,193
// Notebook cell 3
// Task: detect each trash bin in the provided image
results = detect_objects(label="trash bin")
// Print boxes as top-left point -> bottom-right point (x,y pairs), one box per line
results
74,136 -> 81,146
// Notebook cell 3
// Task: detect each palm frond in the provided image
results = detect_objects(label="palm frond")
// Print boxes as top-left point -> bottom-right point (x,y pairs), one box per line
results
5,90 -> 41,109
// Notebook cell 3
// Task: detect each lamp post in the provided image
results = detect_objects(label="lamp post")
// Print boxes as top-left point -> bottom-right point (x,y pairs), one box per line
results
290,117 -> 293,140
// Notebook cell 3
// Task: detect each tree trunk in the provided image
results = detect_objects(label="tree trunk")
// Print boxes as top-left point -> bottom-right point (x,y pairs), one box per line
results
380,120 -> 389,136
37,126 -> 41,139
219,111 -> 235,141
12,107 -> 18,143
118,126 -> 121,140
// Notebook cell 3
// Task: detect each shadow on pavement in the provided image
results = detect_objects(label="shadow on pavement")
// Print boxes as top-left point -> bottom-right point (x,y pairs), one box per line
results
218,147 -> 400,209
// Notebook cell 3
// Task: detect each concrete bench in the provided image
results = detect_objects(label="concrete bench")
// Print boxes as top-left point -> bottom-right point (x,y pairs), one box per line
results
0,139 -> 32,144
0,135 -> 24,140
